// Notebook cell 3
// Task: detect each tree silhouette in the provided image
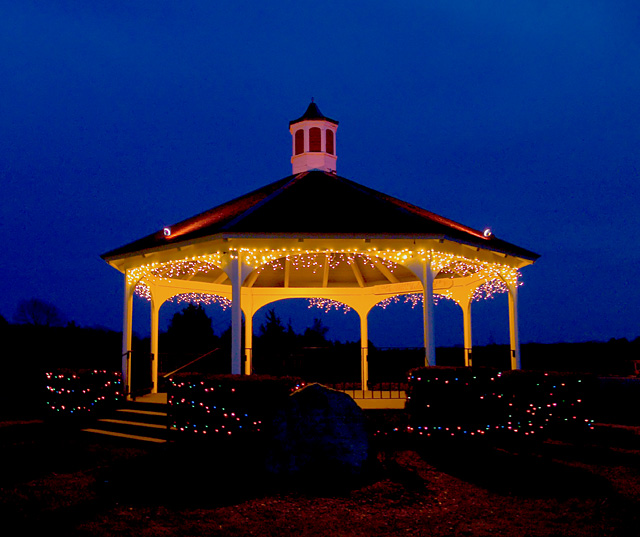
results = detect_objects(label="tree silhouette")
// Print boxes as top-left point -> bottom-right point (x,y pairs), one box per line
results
165,304 -> 217,357
302,317 -> 330,347
258,308 -> 286,340
13,298 -> 66,327
254,308 -> 299,375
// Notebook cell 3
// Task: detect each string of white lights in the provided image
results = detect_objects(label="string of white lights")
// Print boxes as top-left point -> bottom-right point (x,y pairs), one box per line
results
128,248 -> 521,305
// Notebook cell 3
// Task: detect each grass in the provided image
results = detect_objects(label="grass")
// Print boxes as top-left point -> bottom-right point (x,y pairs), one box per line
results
2,412 -> 640,536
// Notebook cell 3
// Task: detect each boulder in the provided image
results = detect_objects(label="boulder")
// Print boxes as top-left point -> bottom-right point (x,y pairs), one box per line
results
265,383 -> 371,481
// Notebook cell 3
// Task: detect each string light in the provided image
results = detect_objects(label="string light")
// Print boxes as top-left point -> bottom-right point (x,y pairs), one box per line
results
307,298 -> 352,313
167,293 -> 232,309
168,376 -> 305,437
127,248 -> 522,304
383,369 -> 596,440
376,292 -> 458,309
45,370 -> 122,415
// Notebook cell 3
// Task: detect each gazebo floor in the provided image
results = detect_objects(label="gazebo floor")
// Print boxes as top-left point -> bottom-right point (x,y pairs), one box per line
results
131,392 -> 168,405
131,390 -> 406,409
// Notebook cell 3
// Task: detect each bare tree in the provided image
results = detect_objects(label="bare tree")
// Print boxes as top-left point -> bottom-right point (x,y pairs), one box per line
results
13,298 -> 66,327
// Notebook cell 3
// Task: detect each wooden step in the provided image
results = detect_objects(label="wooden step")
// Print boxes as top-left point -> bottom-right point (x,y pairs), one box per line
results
82,398 -> 169,444
83,428 -> 167,443
98,418 -> 167,430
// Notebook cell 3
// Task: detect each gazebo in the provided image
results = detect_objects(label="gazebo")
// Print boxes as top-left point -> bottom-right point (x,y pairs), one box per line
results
102,102 -> 539,401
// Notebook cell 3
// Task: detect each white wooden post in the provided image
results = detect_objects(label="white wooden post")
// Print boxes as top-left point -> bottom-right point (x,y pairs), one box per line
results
508,283 -> 521,370
150,294 -> 160,393
230,253 -> 242,375
360,311 -> 369,392
244,310 -> 253,375
122,271 -> 134,399
423,259 -> 436,367
462,298 -> 473,367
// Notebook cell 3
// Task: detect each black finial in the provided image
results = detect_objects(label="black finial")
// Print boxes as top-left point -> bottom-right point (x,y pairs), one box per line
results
311,97 -> 314,103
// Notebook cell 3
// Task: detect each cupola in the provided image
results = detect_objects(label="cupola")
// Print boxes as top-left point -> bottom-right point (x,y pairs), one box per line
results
289,100 -> 339,174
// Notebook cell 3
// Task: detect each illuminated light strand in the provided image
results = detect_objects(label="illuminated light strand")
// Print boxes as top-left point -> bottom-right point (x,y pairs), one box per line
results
471,278 -> 520,302
135,281 -> 151,301
45,370 -> 122,414
127,253 -> 225,286
394,371 -> 596,440
168,378 -> 305,437
307,298 -> 352,314
376,292 -> 458,309
128,248 -> 522,300
168,293 -> 232,309
238,248 -> 521,288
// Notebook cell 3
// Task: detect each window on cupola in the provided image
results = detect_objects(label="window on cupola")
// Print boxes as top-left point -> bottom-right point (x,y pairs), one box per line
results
326,130 -> 334,155
309,127 -> 321,152
295,130 -> 304,155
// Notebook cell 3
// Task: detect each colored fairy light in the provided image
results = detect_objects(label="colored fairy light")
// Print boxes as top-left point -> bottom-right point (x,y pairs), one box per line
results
45,369 -> 122,415
393,370 -> 596,440
167,376 -> 302,438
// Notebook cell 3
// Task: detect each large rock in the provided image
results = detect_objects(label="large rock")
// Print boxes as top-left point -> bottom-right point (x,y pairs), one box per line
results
265,383 -> 371,480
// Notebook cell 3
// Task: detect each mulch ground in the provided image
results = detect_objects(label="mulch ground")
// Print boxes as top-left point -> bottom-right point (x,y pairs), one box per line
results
2,419 -> 640,536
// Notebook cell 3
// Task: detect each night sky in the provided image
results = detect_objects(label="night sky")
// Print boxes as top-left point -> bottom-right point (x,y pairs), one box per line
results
2,2 -> 639,348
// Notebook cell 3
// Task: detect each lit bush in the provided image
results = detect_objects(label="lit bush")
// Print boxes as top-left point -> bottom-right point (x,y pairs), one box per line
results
167,373 -> 305,440
405,367 -> 596,441
44,368 -> 122,416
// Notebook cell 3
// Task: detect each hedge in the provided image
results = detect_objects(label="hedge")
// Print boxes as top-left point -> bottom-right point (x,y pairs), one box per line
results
44,368 -> 122,416
167,373 -> 305,440
405,367 -> 596,440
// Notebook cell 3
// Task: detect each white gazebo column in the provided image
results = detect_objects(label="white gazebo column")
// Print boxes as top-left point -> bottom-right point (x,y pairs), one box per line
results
462,298 -> 473,367
222,252 -> 254,375
406,257 -> 437,367
508,283 -> 521,370
150,295 -> 160,393
422,259 -> 436,367
228,254 -> 243,375
244,310 -> 253,375
122,271 -> 134,399
359,310 -> 369,392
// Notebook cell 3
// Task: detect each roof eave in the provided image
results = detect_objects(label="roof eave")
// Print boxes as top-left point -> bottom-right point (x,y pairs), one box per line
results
101,231 -> 539,268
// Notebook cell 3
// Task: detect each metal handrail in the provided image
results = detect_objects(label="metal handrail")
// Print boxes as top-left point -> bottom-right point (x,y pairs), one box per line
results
122,350 -> 131,397
162,348 -> 221,379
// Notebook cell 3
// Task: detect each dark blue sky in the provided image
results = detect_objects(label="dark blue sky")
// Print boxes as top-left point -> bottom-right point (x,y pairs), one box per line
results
2,2 -> 639,347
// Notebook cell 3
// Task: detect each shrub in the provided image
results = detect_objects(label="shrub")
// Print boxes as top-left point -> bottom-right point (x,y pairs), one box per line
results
405,366 -> 502,438
497,370 -> 597,439
44,368 -> 122,417
405,367 -> 596,441
167,373 -> 305,441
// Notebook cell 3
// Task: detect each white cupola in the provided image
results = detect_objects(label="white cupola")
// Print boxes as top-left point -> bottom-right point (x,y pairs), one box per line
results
289,100 -> 338,174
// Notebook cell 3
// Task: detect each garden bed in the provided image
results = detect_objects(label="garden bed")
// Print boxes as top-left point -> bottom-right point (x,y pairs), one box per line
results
2,413 -> 640,536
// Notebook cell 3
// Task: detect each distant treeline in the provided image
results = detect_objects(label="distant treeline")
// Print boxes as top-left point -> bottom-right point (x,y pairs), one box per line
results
1,303 -> 639,418
436,339 -> 640,376
2,305 -> 638,376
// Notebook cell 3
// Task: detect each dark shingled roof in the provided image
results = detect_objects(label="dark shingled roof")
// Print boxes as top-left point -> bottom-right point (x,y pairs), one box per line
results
289,101 -> 339,126
101,171 -> 539,261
